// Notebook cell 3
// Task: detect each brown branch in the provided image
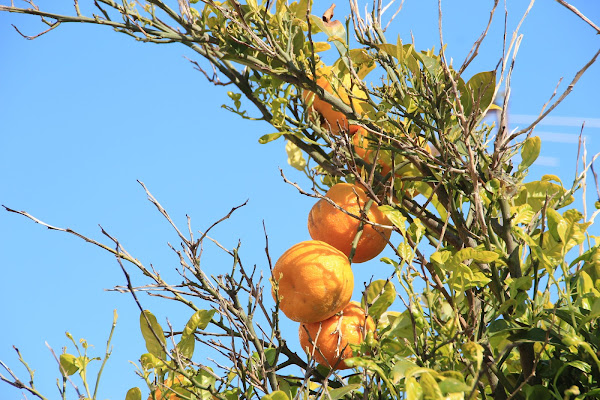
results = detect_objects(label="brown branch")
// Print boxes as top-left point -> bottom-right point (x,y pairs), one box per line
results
555,0 -> 600,34
508,47 -> 600,141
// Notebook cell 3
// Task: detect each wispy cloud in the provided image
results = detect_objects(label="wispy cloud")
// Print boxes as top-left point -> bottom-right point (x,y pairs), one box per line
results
510,114 -> 600,129
534,131 -> 587,144
535,156 -> 560,167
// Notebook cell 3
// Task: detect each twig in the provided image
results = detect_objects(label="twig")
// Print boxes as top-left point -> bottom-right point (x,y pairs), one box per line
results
555,0 -> 600,34
508,47 -> 600,141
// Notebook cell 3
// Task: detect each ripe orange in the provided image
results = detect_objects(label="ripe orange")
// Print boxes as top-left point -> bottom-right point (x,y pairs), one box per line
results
148,375 -> 186,400
299,301 -> 375,370
308,183 -> 391,263
271,240 -> 354,323
351,125 -> 429,199
302,76 -> 350,134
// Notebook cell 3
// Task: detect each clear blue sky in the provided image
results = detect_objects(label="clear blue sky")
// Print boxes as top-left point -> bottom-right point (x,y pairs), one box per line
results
1,1 -> 599,399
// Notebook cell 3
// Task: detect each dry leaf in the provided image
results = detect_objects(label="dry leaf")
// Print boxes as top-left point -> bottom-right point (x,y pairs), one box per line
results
323,3 -> 336,22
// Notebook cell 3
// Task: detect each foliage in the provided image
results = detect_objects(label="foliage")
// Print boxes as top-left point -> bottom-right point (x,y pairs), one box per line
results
1,0 -> 600,399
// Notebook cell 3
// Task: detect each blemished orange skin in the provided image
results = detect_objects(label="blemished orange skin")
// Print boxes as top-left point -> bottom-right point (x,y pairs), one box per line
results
299,301 -> 375,370
271,240 -> 354,323
302,77 -> 353,135
308,183 -> 391,263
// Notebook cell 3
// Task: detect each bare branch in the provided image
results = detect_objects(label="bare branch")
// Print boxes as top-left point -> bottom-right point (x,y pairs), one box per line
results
555,0 -> 600,34
508,47 -> 600,141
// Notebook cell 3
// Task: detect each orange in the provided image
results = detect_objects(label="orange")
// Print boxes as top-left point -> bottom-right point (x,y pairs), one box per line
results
299,301 -> 375,370
148,375 -> 186,400
302,72 -> 365,135
351,126 -> 429,199
308,183 -> 391,263
302,76 -> 350,134
271,240 -> 354,323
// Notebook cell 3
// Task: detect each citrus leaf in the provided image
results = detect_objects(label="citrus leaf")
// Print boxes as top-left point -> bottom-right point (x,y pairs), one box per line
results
405,376 -> 422,400
519,136 -> 541,171
513,180 -> 574,213
438,378 -> 470,394
397,242 -> 414,264
192,369 -> 217,400
362,280 -> 396,320
178,309 -> 214,359
379,205 -> 406,236
140,310 -> 167,359
375,43 -> 399,59
285,140 -> 307,171
261,390 -> 289,400
59,353 -> 79,376
125,387 -> 142,400
420,372 -> 443,399
328,384 -> 361,400
462,341 -> 484,368
390,359 -> 420,383
140,353 -> 165,371
454,248 -> 499,263
185,309 -> 215,335
312,42 -> 331,52
258,132 -> 285,144
461,71 -> 496,116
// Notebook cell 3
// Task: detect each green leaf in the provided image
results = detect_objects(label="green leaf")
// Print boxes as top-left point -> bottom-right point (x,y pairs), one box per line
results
397,242 -> 414,265
59,353 -> 79,376
312,42 -> 331,53
547,208 -> 568,243
177,336 -> 195,360
261,390 -> 289,400
125,387 -> 142,400
519,136 -> 541,171
192,369 -> 217,400
438,378 -> 470,395
462,71 -> 496,116
347,49 -> 376,79
513,180 -> 574,213
140,310 -> 167,359
454,247 -> 499,263
407,219 -> 425,244
222,388 -> 242,400
183,309 -> 215,336
375,43 -> 399,59
379,205 -> 406,236
140,353 -> 165,371
258,132 -> 285,144
276,377 -> 295,400
420,372 -> 443,399
178,309 -> 214,359
523,385 -> 552,399
308,15 -> 347,56
430,250 -> 451,266
405,376 -> 422,400
390,359 -> 420,383
461,342 -> 483,369
362,280 -> 396,320
328,384 -> 362,400
285,140 -> 306,171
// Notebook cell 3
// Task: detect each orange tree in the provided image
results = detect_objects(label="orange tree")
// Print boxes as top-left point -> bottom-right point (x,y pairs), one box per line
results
1,0 -> 600,399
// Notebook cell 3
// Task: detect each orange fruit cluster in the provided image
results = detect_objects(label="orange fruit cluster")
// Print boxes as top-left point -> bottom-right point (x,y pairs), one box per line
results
271,183 -> 385,369
302,73 -> 429,200
270,70 -> 432,370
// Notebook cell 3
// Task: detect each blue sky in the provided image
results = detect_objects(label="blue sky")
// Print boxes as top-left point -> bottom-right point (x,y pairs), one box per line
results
1,1 -> 599,399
